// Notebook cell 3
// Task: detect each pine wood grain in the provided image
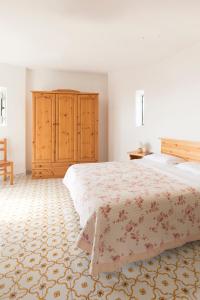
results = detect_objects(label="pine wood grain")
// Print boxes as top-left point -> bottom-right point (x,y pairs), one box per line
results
77,94 -> 98,162
55,93 -> 77,162
161,138 -> 200,162
32,93 -> 55,163
0,138 -> 14,184
32,91 -> 99,179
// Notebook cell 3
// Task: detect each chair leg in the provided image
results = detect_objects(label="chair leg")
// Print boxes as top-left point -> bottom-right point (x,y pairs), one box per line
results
3,165 -> 7,181
10,163 -> 14,185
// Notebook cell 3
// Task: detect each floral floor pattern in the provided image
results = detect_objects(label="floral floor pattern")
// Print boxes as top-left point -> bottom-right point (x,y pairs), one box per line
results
0,175 -> 200,300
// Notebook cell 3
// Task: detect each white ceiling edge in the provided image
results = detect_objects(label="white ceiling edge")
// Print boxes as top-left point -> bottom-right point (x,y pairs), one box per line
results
1,1 -> 200,73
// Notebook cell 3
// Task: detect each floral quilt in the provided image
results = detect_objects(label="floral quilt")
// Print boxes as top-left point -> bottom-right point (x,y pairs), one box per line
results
63,160 -> 200,275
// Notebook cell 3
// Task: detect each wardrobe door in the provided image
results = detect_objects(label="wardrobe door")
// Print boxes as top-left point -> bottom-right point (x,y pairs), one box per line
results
32,93 -> 55,163
55,93 -> 77,162
77,94 -> 98,162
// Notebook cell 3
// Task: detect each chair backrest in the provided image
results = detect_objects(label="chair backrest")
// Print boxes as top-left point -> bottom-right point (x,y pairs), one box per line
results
0,138 -> 7,161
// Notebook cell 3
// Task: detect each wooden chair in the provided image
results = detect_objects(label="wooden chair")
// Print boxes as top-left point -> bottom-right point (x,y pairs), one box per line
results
0,138 -> 14,185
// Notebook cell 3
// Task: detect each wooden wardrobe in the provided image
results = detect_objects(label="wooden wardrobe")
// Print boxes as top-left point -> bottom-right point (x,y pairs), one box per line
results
32,90 -> 98,178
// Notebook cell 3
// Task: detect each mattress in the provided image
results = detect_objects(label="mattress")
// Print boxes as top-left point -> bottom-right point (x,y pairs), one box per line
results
63,160 -> 200,275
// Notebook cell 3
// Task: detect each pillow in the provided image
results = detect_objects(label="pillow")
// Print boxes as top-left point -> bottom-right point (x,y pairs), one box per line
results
175,161 -> 200,175
143,153 -> 185,165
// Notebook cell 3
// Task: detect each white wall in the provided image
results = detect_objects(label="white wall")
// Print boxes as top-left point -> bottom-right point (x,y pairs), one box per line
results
0,64 -> 26,174
108,43 -> 200,161
26,69 -> 108,171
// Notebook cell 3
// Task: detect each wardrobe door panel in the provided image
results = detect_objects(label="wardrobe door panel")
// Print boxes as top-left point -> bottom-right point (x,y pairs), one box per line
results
33,93 -> 55,163
77,95 -> 98,162
55,94 -> 77,162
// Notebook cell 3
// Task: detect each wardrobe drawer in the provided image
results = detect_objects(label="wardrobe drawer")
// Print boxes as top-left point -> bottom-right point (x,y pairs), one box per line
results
52,167 -> 68,177
32,163 -> 52,169
32,169 -> 54,179
32,162 -> 74,179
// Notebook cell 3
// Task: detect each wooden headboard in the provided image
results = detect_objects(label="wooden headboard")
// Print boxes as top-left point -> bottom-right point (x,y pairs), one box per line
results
161,138 -> 200,162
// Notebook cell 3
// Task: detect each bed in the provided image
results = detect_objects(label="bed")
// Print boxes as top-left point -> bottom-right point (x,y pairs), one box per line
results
63,138 -> 200,275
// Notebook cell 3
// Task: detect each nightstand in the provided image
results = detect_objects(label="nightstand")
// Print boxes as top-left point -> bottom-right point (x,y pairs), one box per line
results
128,151 -> 152,160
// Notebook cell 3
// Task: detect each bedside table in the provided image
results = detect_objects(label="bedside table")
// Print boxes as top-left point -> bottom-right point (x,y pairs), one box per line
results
128,151 -> 152,160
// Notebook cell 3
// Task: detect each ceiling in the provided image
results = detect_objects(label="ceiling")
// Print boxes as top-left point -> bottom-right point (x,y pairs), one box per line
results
0,0 -> 200,72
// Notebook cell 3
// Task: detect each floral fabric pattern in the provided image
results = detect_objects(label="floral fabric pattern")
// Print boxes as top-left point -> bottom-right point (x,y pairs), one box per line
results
64,161 -> 200,275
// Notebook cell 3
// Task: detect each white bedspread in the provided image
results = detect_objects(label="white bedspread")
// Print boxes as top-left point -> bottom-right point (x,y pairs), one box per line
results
63,160 -> 200,275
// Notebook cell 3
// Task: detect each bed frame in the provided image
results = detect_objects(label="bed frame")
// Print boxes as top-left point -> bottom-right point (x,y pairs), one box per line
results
161,138 -> 200,162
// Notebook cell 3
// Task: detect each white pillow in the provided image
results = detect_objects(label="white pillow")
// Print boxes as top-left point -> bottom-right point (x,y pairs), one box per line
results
143,153 -> 184,165
175,162 -> 200,175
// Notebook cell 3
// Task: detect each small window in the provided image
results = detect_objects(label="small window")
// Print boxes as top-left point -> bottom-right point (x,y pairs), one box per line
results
136,90 -> 144,127
0,87 -> 7,126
